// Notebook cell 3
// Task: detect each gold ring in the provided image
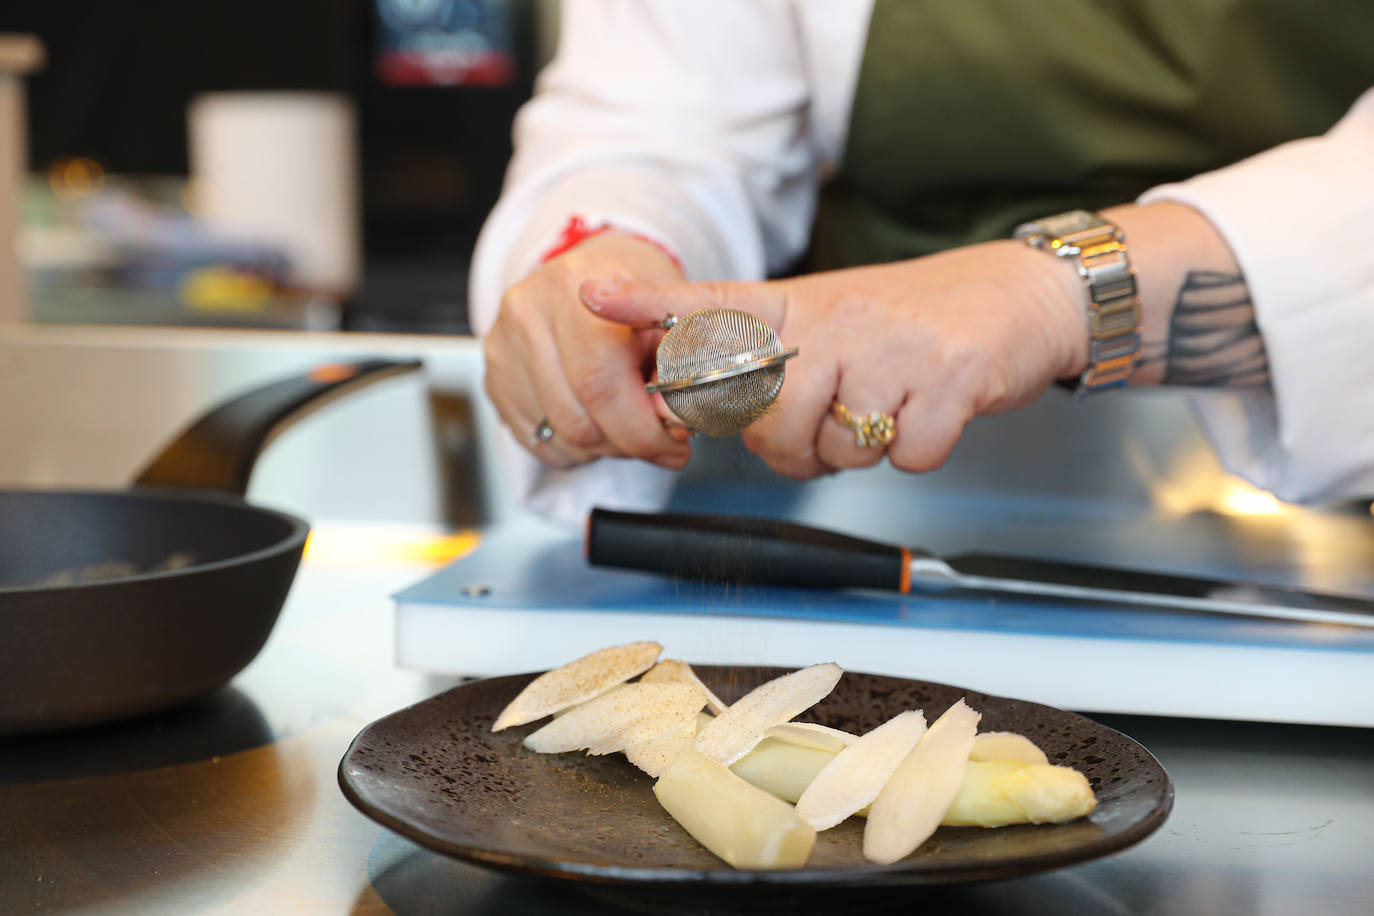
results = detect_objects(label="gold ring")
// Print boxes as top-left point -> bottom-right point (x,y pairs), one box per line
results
831,402 -> 896,448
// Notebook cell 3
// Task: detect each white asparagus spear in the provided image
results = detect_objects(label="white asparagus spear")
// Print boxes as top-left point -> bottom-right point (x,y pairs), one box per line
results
729,737 -> 835,804
732,738 -> 1096,829
863,699 -> 981,864
765,721 -> 857,752
969,731 -> 1049,765
944,760 -> 1096,827
654,748 -> 816,869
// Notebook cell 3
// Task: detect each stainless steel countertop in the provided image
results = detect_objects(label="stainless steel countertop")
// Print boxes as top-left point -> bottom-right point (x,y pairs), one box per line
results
3,325 -> 1372,913
3,530 -> 1372,916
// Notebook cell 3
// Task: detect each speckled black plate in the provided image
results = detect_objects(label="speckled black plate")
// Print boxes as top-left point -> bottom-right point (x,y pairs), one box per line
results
339,668 -> 1171,910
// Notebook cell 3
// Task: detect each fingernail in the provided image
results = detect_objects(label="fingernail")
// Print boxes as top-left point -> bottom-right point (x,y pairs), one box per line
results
666,426 -> 690,443
581,279 -> 621,309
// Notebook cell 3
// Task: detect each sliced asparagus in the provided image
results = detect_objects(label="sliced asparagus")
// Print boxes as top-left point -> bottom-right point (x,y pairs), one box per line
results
693,663 -> 843,766
863,699 -> 981,865
524,682 -> 703,755
624,718 -> 698,777
765,721 -> 857,752
494,641 -> 662,731
729,737 -> 835,804
654,748 -> 816,869
795,710 -> 927,831
970,731 -> 1049,765
640,659 -> 728,715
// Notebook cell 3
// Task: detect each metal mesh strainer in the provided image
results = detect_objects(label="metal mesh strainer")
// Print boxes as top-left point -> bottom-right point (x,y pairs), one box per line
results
645,309 -> 798,437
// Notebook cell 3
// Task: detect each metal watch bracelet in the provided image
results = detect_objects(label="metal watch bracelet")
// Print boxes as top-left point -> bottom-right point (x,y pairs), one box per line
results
1013,209 -> 1142,397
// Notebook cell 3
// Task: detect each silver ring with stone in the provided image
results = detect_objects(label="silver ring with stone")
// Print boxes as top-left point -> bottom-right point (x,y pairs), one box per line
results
528,418 -> 554,448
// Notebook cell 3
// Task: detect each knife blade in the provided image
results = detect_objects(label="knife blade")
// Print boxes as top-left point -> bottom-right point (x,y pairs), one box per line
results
586,508 -> 1374,629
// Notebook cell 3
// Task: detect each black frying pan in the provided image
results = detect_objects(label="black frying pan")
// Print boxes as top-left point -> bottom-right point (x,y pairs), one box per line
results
0,358 -> 420,735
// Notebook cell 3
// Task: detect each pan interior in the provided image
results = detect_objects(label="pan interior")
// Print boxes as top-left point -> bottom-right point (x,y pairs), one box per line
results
0,490 -> 305,589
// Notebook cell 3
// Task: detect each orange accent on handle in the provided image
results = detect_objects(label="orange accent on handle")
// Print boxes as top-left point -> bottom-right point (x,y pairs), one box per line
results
308,363 -> 360,384
899,548 -> 912,594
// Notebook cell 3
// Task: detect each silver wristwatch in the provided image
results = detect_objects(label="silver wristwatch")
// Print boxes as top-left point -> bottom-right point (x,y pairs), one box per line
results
1013,209 -> 1141,397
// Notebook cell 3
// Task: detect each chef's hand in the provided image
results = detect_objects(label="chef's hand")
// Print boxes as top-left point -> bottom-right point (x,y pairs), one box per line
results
484,230 -> 692,469
580,240 -> 1088,479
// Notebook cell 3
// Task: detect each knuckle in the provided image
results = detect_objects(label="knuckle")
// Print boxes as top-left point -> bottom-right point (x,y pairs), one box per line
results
510,300 -> 548,338
501,280 -> 558,329
766,447 -> 825,480
553,412 -> 604,450
850,448 -> 885,469
482,353 -> 521,409
617,426 -> 665,461
481,334 -> 504,371
889,445 -> 935,474
481,358 -> 504,404
661,450 -> 691,469
818,437 -> 883,472
569,363 -> 623,410
498,283 -> 530,316
743,427 -> 819,479
890,423 -> 963,474
741,430 -> 783,466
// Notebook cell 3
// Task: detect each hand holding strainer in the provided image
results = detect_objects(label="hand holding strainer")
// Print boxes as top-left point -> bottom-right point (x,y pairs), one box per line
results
645,308 -> 799,437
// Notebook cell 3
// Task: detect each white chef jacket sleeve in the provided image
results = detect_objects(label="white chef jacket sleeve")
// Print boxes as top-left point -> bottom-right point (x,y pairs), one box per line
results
468,0 -> 822,526
1139,88 -> 1374,505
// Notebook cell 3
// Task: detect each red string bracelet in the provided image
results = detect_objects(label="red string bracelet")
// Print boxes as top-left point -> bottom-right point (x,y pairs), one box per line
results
539,214 -> 684,273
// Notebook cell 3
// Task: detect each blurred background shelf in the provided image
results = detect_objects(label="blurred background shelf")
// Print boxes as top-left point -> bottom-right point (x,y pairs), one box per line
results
2,0 -> 555,334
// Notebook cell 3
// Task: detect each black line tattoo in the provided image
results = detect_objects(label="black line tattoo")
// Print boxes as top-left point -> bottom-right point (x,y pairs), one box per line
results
1140,270 -> 1270,387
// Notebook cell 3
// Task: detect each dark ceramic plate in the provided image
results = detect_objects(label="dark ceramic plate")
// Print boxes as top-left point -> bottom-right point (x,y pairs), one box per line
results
339,667 -> 1172,910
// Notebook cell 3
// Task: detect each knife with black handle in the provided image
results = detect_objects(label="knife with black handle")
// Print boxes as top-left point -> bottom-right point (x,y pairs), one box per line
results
586,508 -> 1374,629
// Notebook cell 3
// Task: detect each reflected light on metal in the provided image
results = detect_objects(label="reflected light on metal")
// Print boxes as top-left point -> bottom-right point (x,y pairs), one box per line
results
303,526 -> 481,568
1132,440 -> 1291,518
1213,483 -> 1286,517
1154,474 -> 1290,517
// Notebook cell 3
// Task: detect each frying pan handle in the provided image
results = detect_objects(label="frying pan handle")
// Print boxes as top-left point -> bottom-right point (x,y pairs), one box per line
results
586,508 -> 912,592
134,359 -> 423,496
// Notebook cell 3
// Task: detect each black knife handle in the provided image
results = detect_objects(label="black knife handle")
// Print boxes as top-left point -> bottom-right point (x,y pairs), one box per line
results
587,508 -> 911,592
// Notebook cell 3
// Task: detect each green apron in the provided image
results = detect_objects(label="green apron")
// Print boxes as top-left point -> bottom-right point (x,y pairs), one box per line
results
806,0 -> 1374,271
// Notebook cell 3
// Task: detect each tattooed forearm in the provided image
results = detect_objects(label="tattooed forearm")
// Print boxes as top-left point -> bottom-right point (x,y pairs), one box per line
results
1140,270 -> 1270,387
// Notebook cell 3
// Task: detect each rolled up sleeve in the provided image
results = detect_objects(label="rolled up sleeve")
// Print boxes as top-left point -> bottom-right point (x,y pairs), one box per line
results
1140,89 -> 1374,504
